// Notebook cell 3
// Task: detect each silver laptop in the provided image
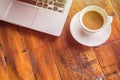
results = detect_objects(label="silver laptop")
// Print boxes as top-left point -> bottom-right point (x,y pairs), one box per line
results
0,0 -> 72,36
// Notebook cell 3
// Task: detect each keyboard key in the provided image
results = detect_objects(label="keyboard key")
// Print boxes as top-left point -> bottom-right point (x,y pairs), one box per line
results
54,2 -> 64,8
58,0 -> 64,3
49,1 -> 53,5
43,4 -> 48,8
37,3 -> 43,7
44,0 -> 48,3
53,6 -> 58,11
48,7 -> 52,10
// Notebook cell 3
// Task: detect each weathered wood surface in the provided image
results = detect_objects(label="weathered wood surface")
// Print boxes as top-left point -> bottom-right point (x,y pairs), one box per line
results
0,0 -> 120,80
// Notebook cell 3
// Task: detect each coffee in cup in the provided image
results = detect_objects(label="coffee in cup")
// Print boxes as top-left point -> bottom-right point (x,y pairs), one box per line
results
79,6 -> 112,34
82,11 -> 104,30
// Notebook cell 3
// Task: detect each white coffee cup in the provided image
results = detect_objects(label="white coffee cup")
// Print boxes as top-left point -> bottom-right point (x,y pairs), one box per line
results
79,6 -> 113,34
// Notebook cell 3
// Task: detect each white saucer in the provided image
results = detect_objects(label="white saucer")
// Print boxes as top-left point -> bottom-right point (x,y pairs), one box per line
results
70,12 -> 112,47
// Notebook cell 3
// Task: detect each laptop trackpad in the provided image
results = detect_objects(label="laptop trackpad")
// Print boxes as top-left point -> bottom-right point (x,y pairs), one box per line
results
5,1 -> 38,27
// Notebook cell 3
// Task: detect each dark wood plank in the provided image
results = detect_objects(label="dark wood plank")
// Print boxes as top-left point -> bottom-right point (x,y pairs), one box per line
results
94,40 -> 120,79
20,28 -> 61,80
0,21 -> 35,80
47,35 -> 103,80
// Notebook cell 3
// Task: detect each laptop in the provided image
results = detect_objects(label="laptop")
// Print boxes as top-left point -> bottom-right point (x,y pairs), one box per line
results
0,0 -> 72,36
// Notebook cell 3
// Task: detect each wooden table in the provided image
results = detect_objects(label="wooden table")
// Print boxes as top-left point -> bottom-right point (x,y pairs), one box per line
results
0,0 -> 120,80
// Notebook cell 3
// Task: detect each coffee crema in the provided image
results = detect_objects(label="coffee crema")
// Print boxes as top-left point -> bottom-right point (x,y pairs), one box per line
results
82,11 -> 104,30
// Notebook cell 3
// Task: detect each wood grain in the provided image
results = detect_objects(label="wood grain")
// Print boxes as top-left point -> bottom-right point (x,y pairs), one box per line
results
19,28 -> 61,80
94,41 -> 120,79
0,43 -> 9,80
0,0 -> 120,80
110,0 -> 120,19
72,0 -> 115,16
0,22 -> 35,80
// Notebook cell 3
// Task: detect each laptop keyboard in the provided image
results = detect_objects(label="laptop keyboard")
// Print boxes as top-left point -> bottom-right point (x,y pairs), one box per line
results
18,0 -> 67,13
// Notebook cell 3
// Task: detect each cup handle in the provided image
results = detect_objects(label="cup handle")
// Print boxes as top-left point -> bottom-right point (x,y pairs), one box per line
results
108,16 -> 113,23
